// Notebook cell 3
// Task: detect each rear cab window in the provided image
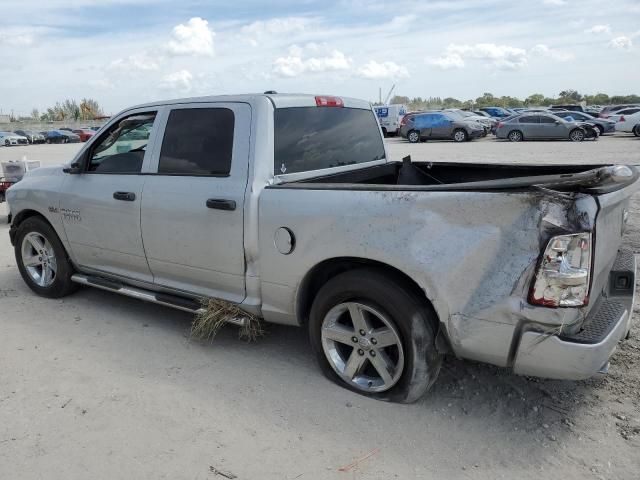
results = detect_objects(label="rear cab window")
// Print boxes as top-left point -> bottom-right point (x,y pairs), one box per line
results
274,107 -> 385,175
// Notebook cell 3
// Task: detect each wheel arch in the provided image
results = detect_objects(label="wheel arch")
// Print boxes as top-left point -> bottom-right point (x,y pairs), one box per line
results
10,209 -> 58,245
296,257 -> 441,329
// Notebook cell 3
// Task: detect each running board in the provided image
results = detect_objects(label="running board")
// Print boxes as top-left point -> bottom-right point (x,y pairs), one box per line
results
70,274 -> 250,327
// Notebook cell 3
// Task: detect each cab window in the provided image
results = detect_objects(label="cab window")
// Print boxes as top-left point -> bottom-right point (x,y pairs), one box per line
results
88,113 -> 156,173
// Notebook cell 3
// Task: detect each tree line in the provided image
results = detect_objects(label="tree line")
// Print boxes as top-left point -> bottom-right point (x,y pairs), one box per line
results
23,98 -> 105,122
385,91 -> 640,111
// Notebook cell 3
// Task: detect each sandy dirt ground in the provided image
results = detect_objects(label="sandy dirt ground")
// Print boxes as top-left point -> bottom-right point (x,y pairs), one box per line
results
1,136 -> 639,479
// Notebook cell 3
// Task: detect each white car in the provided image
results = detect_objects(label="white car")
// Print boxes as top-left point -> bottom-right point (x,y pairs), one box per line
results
615,111 -> 640,136
0,131 -> 28,147
605,107 -> 640,123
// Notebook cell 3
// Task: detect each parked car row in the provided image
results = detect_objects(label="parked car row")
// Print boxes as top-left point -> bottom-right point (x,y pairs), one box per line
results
0,127 -> 101,146
397,103 -> 640,143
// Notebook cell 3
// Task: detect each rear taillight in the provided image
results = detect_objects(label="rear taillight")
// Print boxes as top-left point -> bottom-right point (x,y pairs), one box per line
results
497,122 -> 503,128
529,233 -> 592,307
315,96 -> 343,107
400,116 -> 408,126
619,116 -> 626,122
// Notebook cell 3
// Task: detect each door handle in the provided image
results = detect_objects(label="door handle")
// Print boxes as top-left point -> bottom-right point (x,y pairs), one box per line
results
206,198 -> 236,211
113,191 -> 136,201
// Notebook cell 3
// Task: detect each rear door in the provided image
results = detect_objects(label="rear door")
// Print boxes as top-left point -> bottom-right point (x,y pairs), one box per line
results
430,113 -> 453,138
413,114 -> 432,138
518,115 -> 541,138
140,103 -> 251,302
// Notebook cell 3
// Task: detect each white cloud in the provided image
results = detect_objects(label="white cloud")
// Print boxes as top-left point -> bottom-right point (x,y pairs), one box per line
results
609,36 -> 632,50
585,24 -> 611,35
428,54 -> 465,70
241,17 -> 311,46
160,70 -> 193,91
0,30 -> 35,46
273,45 -> 351,77
429,43 -> 528,70
357,60 -> 409,79
543,0 -> 566,5
166,17 -> 214,57
530,44 -> 574,62
108,53 -> 159,72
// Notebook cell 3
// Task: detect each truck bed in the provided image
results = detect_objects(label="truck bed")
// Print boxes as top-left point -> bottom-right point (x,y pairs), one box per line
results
283,160 -> 637,194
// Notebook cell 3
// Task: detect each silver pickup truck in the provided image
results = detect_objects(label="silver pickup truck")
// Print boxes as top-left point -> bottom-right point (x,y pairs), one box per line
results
6,93 -> 639,403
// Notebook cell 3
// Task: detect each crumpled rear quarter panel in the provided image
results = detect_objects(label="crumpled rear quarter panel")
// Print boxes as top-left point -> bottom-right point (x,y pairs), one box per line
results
258,187 -> 597,367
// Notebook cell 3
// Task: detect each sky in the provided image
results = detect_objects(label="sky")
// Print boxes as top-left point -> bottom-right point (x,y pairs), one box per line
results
0,0 -> 639,116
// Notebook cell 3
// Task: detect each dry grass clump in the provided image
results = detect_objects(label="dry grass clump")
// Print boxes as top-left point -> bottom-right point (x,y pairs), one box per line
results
191,298 -> 265,342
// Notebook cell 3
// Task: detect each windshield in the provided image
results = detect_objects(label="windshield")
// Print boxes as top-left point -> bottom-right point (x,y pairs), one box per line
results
274,107 -> 385,175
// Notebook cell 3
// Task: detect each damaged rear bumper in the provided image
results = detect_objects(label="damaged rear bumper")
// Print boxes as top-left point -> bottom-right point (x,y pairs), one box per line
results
513,250 -> 636,380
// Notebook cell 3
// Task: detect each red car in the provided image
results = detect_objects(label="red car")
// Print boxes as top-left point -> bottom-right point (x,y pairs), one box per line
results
72,129 -> 96,142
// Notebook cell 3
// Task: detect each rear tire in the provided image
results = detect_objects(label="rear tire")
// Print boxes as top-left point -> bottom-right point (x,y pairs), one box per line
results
633,125 -> 640,137
309,269 -> 442,403
508,130 -> 523,142
453,129 -> 468,142
407,130 -> 420,143
14,216 -> 79,298
569,128 -> 585,142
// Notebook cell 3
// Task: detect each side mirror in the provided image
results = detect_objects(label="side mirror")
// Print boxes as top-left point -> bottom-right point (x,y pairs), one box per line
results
63,162 -> 82,174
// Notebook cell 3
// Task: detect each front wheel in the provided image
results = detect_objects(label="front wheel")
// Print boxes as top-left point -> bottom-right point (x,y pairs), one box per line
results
569,128 -> 585,142
595,125 -> 604,136
309,269 -> 442,403
14,216 -> 78,298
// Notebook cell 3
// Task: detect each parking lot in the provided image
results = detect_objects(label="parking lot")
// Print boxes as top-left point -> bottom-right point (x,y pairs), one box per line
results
1,137 -> 639,479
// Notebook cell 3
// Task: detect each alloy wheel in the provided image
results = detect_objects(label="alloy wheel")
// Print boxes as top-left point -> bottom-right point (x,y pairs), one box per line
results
21,232 -> 57,287
321,302 -> 405,393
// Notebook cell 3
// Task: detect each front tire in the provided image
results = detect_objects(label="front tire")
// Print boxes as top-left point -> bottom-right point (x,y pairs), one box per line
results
407,130 -> 420,143
14,216 -> 78,298
309,269 -> 442,403
595,125 -> 604,136
569,128 -> 585,142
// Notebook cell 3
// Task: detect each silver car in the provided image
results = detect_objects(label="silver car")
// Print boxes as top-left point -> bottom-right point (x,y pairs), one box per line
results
495,112 -> 589,142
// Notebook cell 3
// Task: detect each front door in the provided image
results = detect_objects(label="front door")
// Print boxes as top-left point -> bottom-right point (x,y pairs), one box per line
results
60,110 -> 159,282
140,103 -> 251,302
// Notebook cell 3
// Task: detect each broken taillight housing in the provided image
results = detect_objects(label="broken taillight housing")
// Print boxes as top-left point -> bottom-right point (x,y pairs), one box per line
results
529,233 -> 592,307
